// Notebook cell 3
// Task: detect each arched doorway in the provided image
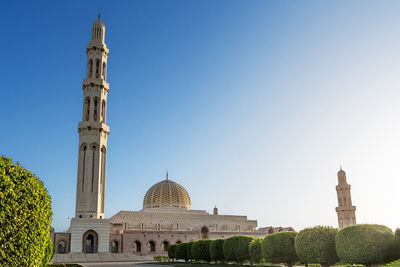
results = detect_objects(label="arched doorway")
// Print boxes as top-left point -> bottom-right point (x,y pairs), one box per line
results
135,240 -> 141,253
149,240 -> 156,253
162,241 -> 169,251
82,230 -> 98,253
201,226 -> 209,239
57,240 -> 66,254
176,240 -> 182,244
268,228 -> 274,235
111,240 -> 118,253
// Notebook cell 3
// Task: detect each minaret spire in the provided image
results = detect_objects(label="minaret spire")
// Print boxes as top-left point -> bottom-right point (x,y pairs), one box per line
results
75,16 -> 110,220
166,170 -> 169,180
335,167 -> 356,228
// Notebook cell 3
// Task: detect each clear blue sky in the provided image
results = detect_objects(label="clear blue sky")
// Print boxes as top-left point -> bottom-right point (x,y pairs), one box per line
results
2,1 -> 400,232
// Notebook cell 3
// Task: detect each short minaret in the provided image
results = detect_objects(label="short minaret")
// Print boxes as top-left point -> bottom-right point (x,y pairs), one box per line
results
213,206 -> 218,215
335,168 -> 356,228
75,15 -> 110,219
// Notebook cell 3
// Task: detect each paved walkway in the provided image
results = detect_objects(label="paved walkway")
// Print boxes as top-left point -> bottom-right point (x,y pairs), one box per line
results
52,253 -> 153,264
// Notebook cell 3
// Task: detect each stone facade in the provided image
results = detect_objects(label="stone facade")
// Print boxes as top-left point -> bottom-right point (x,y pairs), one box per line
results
335,168 -> 357,228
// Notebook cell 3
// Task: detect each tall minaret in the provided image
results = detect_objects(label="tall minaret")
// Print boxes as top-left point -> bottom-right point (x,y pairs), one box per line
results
75,15 -> 110,219
335,168 -> 356,228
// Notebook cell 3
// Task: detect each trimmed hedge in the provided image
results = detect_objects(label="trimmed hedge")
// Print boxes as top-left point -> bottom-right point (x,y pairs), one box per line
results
0,157 -> 53,266
295,226 -> 339,267
168,244 -> 176,260
249,237 -> 263,264
336,224 -> 399,265
175,242 -> 189,261
210,238 -> 225,263
262,231 -> 299,267
186,241 -> 194,261
223,235 -> 254,264
191,239 -> 213,262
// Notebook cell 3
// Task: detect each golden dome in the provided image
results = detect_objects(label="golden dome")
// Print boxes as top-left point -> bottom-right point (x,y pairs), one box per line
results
143,175 -> 191,210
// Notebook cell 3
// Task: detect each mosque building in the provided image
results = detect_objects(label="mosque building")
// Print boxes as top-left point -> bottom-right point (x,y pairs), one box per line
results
51,16 -> 294,256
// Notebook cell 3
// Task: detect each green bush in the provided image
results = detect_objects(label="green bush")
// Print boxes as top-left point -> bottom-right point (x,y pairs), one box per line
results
191,240 -> 213,262
262,231 -> 299,267
168,244 -> 176,260
175,242 -> 189,261
294,226 -> 339,267
42,236 -> 55,267
210,238 -> 225,263
223,235 -> 254,264
249,237 -> 263,264
187,241 -> 194,261
336,224 -> 399,266
0,157 -> 53,267
153,255 -> 169,262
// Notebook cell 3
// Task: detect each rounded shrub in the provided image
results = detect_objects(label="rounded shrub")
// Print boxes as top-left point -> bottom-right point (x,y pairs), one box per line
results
249,237 -> 263,264
175,242 -> 189,261
210,238 -> 225,263
0,157 -> 52,266
191,240 -> 213,262
336,224 -> 399,266
295,226 -> 339,267
262,231 -> 299,267
41,236 -> 55,267
223,235 -> 254,264
168,244 -> 176,260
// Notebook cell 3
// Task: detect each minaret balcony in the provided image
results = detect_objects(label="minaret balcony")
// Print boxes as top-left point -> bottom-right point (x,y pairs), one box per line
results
78,121 -> 110,134
82,78 -> 109,89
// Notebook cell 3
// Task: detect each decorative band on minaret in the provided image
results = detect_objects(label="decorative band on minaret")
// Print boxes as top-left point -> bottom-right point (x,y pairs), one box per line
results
335,168 -> 356,228
75,16 -> 110,219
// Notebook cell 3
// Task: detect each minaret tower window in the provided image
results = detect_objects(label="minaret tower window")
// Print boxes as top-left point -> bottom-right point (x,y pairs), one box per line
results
96,60 -> 100,78
93,98 -> 98,121
102,62 -> 106,80
85,97 -> 90,121
88,59 -> 93,78
101,100 -> 106,123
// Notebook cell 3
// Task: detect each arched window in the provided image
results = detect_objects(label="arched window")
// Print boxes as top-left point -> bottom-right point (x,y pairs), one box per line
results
96,60 -> 100,78
101,100 -> 106,123
82,230 -> 98,253
162,241 -> 169,252
91,145 -> 97,192
88,59 -> 93,78
343,197 -> 347,206
201,226 -> 209,239
57,240 -> 66,254
149,241 -> 156,252
135,240 -> 141,253
111,240 -> 118,253
102,62 -> 106,80
85,97 -> 90,121
93,97 -> 98,121
80,144 -> 87,192
100,146 -> 106,211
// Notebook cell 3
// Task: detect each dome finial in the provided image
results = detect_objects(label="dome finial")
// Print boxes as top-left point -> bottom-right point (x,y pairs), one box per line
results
166,169 -> 169,180
98,11 -> 101,21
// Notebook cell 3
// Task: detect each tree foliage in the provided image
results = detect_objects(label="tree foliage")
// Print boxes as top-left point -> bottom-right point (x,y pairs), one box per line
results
295,226 -> 339,267
335,224 -> 399,266
191,240 -> 213,262
262,231 -> 299,267
249,238 -> 263,264
223,235 -> 254,264
0,156 -> 52,267
210,239 -> 225,263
